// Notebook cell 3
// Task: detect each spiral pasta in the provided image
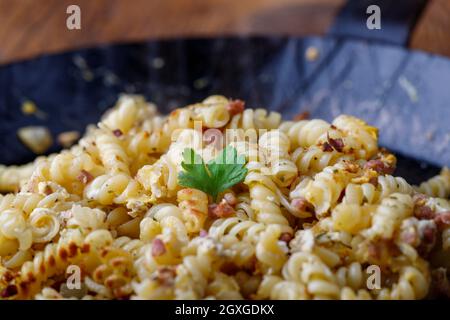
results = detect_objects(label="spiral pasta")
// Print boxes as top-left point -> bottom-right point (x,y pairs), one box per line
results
417,168 -> 450,198
363,193 -> 414,240
174,238 -> 218,299
332,115 -> 379,159
376,266 -> 430,300
227,108 -> 281,130
296,162 -> 358,217
0,94 -> 447,300
343,175 -> 413,205
96,130 -> 130,174
244,168 -> 292,233
282,252 -> 340,299
0,162 -> 36,192
292,146 -> 354,176
259,130 -> 298,187
279,119 -> 336,150
177,188 -> 208,234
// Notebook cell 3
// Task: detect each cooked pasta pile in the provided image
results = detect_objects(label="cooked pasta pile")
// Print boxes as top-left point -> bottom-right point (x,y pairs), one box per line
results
0,95 -> 449,300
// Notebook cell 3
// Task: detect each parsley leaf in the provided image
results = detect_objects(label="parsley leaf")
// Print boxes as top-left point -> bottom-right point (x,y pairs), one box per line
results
178,146 -> 247,201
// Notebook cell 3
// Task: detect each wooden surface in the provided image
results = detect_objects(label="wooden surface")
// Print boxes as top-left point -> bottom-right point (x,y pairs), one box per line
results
410,0 -> 450,57
1,0 -> 450,65
0,0 -> 344,64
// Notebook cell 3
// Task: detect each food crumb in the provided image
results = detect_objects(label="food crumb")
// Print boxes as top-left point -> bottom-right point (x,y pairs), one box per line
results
58,131 -> 80,148
21,100 -> 37,115
151,57 -> 165,69
305,46 -> 319,61
194,77 -> 209,90
293,111 -> 310,121
399,76 -> 419,103
21,100 -> 47,119
17,126 -> 53,154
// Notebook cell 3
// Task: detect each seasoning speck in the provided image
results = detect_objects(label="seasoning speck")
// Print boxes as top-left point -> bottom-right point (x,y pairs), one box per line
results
194,77 -> 209,90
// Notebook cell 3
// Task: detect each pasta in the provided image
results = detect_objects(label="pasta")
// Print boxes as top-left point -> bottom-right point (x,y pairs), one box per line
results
416,168 -> 450,198
0,94 -> 448,300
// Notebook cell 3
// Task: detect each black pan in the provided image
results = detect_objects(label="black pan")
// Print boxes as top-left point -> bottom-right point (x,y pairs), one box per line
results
0,37 -> 448,184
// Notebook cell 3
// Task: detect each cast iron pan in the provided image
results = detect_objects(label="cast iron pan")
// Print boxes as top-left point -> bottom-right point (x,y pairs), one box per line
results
0,36 -> 448,185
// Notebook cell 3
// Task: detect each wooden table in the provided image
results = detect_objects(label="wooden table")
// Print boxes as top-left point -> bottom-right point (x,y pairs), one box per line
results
0,0 -> 449,65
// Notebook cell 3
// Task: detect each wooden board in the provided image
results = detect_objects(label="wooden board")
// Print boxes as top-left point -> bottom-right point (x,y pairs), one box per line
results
3,0 -> 450,63
410,0 -> 450,57
0,0 -> 345,64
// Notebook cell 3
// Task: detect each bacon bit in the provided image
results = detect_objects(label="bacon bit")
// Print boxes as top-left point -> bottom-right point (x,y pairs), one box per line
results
170,109 -> 180,117
113,288 -> 131,300
413,193 -> 428,205
321,142 -> 333,152
293,111 -> 310,121
208,200 -> 235,218
110,257 -> 128,268
19,282 -> 28,294
68,242 -> 78,257
328,136 -> 344,152
368,176 -> 378,187
364,159 -> 395,175
401,230 -> 417,245
279,233 -> 293,243
337,189 -> 346,202
417,223 -> 437,256
431,268 -> 450,298
48,255 -> 56,267
367,242 -> 382,261
155,267 -> 176,286
26,272 -> 36,283
105,275 -> 127,289
112,129 -> 123,137
220,262 -> 239,275
435,211 -> 450,229
367,240 -> 398,264
291,197 -> 314,214
1,285 -> 18,298
151,239 -> 166,257
414,205 -> 434,220
100,248 -> 110,259
422,225 -> 436,243
208,203 -> 219,215
199,230 -> 208,237
2,271 -> 15,282
81,243 -> 90,253
59,248 -> 68,261
227,99 -> 245,116
223,193 -> 237,206
77,170 -> 94,184
43,185 -> 53,195
93,265 -> 108,281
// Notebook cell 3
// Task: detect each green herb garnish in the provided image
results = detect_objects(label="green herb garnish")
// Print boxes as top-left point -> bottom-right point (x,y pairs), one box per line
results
178,146 -> 247,201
